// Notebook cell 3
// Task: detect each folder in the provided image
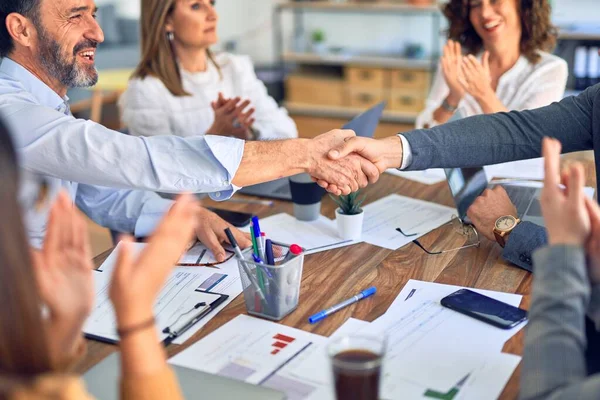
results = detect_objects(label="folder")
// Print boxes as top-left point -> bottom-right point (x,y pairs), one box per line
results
84,288 -> 229,345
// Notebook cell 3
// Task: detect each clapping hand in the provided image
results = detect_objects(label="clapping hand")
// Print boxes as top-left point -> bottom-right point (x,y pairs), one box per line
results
441,40 -> 466,105
541,137 -> 600,284
110,194 -> 200,328
459,52 -> 494,103
540,138 -> 590,247
208,92 -> 256,140
31,191 -> 94,366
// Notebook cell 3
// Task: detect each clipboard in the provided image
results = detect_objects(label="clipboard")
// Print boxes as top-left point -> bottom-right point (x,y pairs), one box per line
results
84,290 -> 229,346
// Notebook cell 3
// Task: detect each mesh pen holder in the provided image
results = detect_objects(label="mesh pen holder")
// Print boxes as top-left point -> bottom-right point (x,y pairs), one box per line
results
237,242 -> 304,321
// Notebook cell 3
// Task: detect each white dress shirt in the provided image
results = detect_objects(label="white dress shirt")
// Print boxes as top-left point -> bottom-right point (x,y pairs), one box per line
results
415,51 -> 568,130
0,58 -> 245,247
119,52 -> 297,140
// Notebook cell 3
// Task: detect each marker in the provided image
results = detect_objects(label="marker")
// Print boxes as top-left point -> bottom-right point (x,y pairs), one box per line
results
308,287 -> 377,324
250,224 -> 260,257
282,244 -> 303,263
265,239 -> 275,265
252,216 -> 266,260
261,232 -> 267,260
225,228 -> 266,302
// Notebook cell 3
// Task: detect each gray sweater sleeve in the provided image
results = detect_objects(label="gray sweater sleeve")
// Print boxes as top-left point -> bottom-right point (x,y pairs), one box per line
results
403,85 -> 596,171
520,245 -> 600,400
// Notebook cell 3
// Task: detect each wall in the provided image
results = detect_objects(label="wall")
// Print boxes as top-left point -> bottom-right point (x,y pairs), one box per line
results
102,0 -> 599,64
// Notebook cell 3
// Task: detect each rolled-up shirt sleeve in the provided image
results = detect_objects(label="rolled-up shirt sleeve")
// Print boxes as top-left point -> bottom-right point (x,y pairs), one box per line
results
3,100 -> 244,198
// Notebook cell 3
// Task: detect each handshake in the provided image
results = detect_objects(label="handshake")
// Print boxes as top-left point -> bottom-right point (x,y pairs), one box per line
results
303,129 -> 404,195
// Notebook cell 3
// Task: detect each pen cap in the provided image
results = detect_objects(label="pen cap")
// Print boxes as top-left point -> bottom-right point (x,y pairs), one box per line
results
289,244 -> 303,255
252,216 -> 261,236
360,287 -> 377,298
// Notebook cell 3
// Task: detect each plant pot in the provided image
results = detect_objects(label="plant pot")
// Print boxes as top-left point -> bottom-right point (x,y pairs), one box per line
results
311,42 -> 327,54
336,208 -> 364,241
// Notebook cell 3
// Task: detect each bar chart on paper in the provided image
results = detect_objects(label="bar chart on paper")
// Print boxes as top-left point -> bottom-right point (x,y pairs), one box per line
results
169,315 -> 324,385
272,333 -> 296,355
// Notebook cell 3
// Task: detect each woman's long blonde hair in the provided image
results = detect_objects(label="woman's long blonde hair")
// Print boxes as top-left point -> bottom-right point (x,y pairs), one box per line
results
132,0 -> 221,97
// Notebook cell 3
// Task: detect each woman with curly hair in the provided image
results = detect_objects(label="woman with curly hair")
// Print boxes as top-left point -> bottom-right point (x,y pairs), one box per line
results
416,0 -> 568,128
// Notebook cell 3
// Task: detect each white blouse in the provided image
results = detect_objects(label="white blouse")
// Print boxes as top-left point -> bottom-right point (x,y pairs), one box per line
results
416,51 -> 568,129
119,53 -> 298,140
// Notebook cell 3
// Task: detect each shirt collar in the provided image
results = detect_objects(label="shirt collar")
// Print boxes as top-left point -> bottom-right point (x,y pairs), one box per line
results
0,57 -> 69,110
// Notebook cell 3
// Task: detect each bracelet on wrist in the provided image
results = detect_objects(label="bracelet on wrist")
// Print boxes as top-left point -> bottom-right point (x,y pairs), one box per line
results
441,98 -> 459,112
117,316 -> 156,338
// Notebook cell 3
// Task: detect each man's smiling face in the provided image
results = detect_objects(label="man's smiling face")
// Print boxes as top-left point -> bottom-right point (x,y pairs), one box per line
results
34,0 -> 104,88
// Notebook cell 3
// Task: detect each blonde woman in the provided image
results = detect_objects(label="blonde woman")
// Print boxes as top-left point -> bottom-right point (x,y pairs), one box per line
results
120,0 -> 297,140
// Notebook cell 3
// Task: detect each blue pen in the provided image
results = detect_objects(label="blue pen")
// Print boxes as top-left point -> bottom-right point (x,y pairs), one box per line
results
308,287 -> 377,324
252,216 -> 266,260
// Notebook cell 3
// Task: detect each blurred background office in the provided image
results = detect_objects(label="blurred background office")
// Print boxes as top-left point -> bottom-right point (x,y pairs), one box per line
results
34,0 -> 600,254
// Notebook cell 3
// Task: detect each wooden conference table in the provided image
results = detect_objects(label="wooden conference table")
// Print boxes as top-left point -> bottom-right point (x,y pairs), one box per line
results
80,161 -> 597,399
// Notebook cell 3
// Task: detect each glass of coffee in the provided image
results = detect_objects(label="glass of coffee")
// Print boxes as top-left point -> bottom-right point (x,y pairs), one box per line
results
328,335 -> 386,400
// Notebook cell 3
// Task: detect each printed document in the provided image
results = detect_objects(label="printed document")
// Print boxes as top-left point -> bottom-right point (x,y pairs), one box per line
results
361,194 -> 455,250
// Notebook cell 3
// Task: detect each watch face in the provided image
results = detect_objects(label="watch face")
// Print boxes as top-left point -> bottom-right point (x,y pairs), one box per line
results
495,216 -> 516,231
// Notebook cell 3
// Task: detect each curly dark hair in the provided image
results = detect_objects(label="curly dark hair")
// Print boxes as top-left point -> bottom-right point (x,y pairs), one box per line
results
443,0 -> 558,64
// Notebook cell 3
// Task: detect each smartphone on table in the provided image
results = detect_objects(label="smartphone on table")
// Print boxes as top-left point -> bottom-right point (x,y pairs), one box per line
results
440,289 -> 527,329
207,208 -> 253,227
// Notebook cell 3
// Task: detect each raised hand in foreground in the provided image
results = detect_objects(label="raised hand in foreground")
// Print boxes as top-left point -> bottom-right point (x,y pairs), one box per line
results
540,138 -> 590,247
110,194 -> 199,378
31,190 -> 94,368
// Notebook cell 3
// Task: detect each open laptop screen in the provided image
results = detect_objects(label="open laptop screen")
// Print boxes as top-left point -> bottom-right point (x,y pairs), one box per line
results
444,167 -> 488,222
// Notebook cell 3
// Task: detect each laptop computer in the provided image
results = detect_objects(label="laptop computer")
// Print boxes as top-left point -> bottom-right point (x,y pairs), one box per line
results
239,102 -> 386,201
444,167 -> 545,227
442,110 -> 545,226
83,353 -> 286,400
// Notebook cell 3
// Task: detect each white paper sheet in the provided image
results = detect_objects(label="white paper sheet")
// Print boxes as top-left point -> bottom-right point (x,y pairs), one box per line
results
178,242 -> 224,265
457,353 -> 521,400
93,242 -> 244,345
383,280 -> 526,353
485,158 -> 545,181
330,318 -> 370,339
244,213 -> 360,254
361,194 -> 456,250
170,315 -> 326,389
85,248 -> 208,342
386,168 -> 447,185
171,257 -> 243,344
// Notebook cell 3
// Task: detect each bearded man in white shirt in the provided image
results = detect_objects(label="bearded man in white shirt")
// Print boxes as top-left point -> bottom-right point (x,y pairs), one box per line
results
0,0 -> 380,259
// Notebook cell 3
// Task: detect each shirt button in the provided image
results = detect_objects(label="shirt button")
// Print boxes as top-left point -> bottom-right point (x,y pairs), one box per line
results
222,180 -> 229,186
214,192 -> 221,198
519,254 -> 526,262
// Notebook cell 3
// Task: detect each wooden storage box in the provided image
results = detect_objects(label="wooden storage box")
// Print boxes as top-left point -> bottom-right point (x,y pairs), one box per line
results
345,66 -> 388,89
389,69 -> 431,92
286,75 -> 345,107
389,89 -> 426,113
347,87 -> 389,109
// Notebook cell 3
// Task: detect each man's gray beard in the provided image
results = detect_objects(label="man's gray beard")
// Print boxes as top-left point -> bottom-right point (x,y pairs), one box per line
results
37,27 -> 98,88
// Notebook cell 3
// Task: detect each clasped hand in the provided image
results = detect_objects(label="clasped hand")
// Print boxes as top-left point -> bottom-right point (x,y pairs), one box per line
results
306,132 -> 403,195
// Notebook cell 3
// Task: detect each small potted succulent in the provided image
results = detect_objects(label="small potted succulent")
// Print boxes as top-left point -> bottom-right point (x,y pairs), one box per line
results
311,29 -> 327,54
332,191 -> 366,240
